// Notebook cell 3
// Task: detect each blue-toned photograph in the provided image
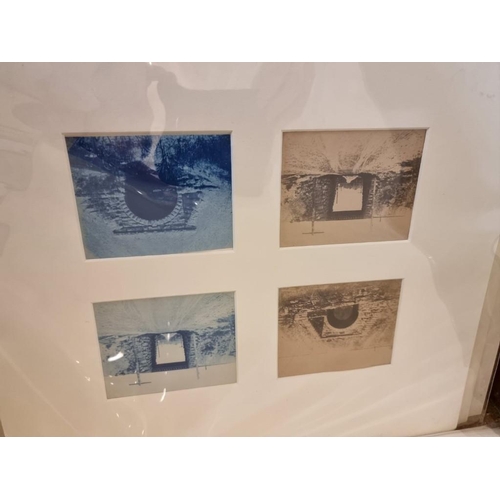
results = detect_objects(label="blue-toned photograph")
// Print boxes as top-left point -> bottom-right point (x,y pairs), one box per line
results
66,134 -> 233,259
94,292 -> 236,399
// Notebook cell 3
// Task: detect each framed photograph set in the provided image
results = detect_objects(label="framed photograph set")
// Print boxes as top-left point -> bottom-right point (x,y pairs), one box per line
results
0,63 -> 498,437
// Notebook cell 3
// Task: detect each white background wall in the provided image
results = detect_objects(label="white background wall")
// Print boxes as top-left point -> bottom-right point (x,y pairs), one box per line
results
0,62 -> 499,436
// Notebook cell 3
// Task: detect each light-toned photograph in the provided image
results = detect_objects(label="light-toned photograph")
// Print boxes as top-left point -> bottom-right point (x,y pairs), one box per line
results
278,279 -> 402,378
94,292 -> 236,399
280,129 -> 426,247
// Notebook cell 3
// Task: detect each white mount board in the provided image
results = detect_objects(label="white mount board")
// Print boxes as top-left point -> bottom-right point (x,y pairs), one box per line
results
0,63 -> 499,436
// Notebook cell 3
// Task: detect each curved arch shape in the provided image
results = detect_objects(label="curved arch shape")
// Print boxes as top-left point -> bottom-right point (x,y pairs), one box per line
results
124,180 -> 178,221
326,305 -> 359,329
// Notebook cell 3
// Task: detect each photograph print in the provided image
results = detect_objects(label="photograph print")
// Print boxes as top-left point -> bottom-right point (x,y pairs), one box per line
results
278,279 -> 402,378
94,291 -> 236,399
66,133 -> 233,259
280,129 -> 426,247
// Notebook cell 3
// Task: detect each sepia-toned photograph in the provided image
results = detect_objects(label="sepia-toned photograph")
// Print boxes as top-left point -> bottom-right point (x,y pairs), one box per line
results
278,279 -> 402,378
280,129 -> 426,247
66,134 -> 233,259
94,292 -> 236,399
